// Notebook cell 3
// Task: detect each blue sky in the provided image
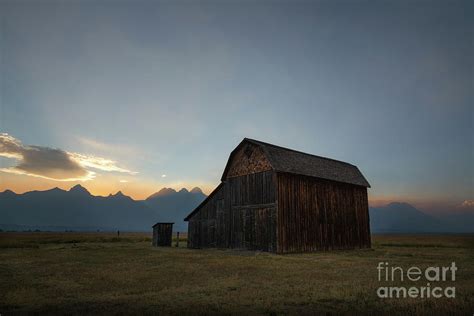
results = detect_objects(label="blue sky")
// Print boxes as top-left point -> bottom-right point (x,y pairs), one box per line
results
0,0 -> 472,212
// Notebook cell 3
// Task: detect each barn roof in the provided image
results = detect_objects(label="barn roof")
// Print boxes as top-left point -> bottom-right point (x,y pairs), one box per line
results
184,183 -> 224,221
152,222 -> 174,227
222,138 -> 370,188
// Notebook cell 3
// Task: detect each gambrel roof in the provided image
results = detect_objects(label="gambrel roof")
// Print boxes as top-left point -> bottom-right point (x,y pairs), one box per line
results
221,138 -> 370,188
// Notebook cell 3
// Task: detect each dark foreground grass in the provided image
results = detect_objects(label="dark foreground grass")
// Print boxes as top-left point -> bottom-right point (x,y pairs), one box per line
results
0,233 -> 473,315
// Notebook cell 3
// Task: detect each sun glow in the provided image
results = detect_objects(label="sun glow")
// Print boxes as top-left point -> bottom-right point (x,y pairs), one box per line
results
69,153 -> 137,174
0,167 -> 96,182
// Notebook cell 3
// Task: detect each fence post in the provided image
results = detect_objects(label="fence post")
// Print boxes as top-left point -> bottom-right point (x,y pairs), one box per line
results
175,232 -> 180,247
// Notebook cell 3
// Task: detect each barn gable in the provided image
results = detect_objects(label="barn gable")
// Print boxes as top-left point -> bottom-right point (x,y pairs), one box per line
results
222,141 -> 273,179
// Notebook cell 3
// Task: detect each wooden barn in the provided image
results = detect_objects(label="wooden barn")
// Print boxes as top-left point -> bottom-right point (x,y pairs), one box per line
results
184,138 -> 371,253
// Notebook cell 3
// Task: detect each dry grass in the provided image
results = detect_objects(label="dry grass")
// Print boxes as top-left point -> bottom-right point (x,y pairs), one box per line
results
0,232 -> 472,315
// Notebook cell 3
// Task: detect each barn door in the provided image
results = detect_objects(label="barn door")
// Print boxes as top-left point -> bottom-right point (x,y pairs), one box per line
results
196,221 -> 202,248
255,207 -> 277,252
243,209 -> 255,250
208,219 -> 216,247
231,208 -> 243,248
216,199 -> 225,248
229,207 -> 277,251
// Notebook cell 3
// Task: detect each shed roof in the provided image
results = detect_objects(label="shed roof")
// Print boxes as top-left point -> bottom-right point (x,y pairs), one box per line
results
222,138 -> 370,188
152,222 -> 174,228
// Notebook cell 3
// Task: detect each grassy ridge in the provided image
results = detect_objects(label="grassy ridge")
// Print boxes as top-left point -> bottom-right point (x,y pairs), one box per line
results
0,233 -> 473,314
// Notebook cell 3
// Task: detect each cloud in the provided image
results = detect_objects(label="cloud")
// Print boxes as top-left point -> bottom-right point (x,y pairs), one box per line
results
76,137 -> 138,156
0,133 -> 135,181
69,153 -> 137,174
161,174 -> 167,178
119,179 -> 128,183
0,134 -> 23,159
460,200 -> 474,208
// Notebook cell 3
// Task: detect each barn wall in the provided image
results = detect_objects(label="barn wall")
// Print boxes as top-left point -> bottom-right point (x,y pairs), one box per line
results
187,184 -> 225,249
277,173 -> 371,253
227,170 -> 277,251
187,170 -> 277,251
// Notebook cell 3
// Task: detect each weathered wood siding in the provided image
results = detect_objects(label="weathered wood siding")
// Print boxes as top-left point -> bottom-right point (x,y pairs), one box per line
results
227,170 -> 277,251
187,170 -> 277,251
187,184 -> 225,249
226,142 -> 272,178
152,223 -> 173,247
277,173 -> 371,253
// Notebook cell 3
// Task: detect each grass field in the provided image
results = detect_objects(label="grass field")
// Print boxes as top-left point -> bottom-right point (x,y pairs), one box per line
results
0,233 -> 473,315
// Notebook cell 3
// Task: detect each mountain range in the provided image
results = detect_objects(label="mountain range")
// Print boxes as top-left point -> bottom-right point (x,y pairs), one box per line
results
0,185 -> 206,232
370,202 -> 473,233
0,186 -> 472,233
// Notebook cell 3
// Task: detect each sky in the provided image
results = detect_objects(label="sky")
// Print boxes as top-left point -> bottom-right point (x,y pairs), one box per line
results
0,0 -> 472,214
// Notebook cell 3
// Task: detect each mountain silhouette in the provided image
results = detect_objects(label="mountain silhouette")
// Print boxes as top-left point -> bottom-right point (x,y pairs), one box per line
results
146,187 -> 178,199
144,187 -> 206,231
69,184 -> 91,196
190,187 -> 203,194
0,185 -> 206,232
369,202 -> 472,233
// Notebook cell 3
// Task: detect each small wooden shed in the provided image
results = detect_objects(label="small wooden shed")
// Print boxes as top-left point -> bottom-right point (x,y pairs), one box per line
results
152,222 -> 174,247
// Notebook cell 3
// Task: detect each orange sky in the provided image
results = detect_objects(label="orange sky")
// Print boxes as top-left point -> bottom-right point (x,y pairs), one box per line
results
0,172 -> 215,200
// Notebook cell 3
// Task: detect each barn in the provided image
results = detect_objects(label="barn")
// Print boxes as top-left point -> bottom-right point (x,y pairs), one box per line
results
184,138 -> 371,253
